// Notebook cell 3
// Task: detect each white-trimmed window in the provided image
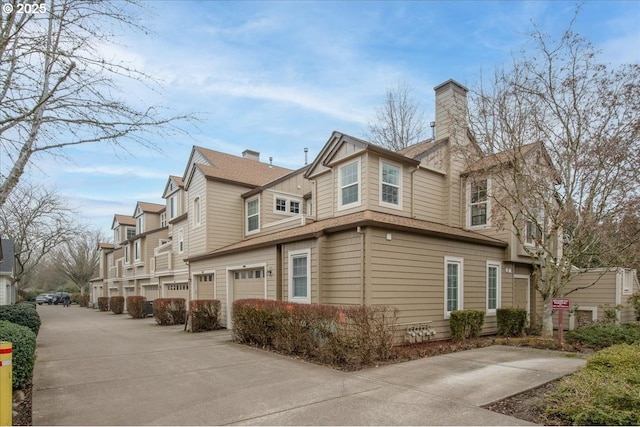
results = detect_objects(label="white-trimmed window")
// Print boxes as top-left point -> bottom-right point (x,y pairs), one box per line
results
305,198 -> 313,216
113,227 -> 119,243
170,194 -> 178,219
468,178 -> 489,227
137,215 -> 144,234
246,196 -> 260,233
124,245 -> 130,264
380,159 -> 402,208
126,226 -> 136,240
338,159 -> 361,210
444,257 -> 463,318
275,198 -> 287,212
193,196 -> 201,226
134,240 -> 141,262
178,229 -> 184,254
525,212 -> 544,246
486,261 -> 501,315
289,249 -> 311,303
274,196 -> 302,215
160,212 -> 167,228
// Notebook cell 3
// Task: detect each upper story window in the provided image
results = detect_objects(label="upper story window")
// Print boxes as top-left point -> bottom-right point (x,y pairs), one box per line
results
124,244 -> 130,264
246,197 -> 260,233
126,226 -> 136,240
134,240 -> 141,261
178,229 -> 184,254
169,194 -> 178,219
113,227 -> 120,243
137,215 -> 144,234
380,159 -> 402,208
469,178 -> 489,227
193,196 -> 201,226
338,159 -> 361,210
525,216 -> 543,246
274,196 -> 302,215
160,212 -> 167,228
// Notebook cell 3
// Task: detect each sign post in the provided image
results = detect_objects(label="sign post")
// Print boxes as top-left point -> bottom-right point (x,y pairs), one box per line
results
0,341 -> 12,427
552,298 -> 570,344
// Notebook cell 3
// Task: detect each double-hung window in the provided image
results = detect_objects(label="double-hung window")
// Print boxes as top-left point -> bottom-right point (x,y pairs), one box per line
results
170,195 -> 178,218
126,227 -> 136,240
246,197 -> 260,233
525,211 -> 544,246
289,249 -> 310,303
486,261 -> 501,315
124,245 -> 130,264
380,160 -> 401,208
137,216 -> 144,234
339,159 -> 360,209
134,240 -> 141,262
178,229 -> 184,254
444,257 -> 463,318
469,179 -> 489,227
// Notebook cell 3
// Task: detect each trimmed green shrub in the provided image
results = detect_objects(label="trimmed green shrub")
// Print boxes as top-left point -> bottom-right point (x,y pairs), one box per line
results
97,297 -> 109,311
496,307 -> 527,337
232,299 -> 399,369
189,300 -> 221,332
153,298 -> 186,325
546,344 -> 640,425
0,304 -> 41,336
18,301 -> 37,309
0,320 -> 36,388
110,296 -> 124,315
566,322 -> 640,350
449,310 -> 485,341
126,296 -> 147,319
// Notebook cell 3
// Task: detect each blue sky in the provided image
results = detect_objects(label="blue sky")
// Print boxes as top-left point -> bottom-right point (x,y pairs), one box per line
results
23,0 -> 640,239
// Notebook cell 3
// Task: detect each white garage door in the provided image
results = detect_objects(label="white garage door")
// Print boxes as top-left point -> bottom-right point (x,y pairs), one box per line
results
233,268 -> 265,301
166,283 -> 189,300
143,285 -> 159,301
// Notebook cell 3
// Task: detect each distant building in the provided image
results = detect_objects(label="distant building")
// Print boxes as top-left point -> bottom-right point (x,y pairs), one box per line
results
0,239 -> 16,305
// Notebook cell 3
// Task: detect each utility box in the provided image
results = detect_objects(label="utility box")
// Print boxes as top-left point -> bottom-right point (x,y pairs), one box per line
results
145,301 -> 154,317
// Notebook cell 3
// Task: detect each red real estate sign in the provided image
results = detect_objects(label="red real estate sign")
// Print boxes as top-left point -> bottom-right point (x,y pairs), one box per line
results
552,298 -> 570,310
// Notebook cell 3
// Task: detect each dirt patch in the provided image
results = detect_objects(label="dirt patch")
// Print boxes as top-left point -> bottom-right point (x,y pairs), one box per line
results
13,380 -> 32,426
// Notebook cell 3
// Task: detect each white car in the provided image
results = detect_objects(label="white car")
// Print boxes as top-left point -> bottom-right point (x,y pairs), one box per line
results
35,294 -> 52,305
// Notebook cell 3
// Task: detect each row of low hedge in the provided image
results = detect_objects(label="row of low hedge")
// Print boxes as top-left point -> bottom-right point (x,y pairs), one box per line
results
189,300 -> 222,332
0,303 -> 41,336
153,298 -> 187,325
566,322 -> 640,350
232,299 -> 399,369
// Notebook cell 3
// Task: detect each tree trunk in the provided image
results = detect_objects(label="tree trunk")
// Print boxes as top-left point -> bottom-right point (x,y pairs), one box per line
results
541,298 -> 554,338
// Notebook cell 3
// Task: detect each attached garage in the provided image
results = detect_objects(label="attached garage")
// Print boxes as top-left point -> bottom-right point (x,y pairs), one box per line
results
195,274 -> 215,300
142,284 -> 159,301
232,268 -> 266,301
165,282 -> 189,300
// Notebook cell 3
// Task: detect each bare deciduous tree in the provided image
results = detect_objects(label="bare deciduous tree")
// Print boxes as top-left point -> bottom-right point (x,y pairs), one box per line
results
468,14 -> 640,336
0,0 -> 191,206
55,230 -> 101,295
0,182 -> 78,289
367,81 -> 428,151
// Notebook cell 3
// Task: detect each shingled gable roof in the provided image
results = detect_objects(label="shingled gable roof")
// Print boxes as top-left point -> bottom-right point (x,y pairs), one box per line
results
461,141 -> 559,181
305,131 -> 420,179
134,201 -> 165,216
396,138 -> 435,159
187,146 -> 292,188
162,175 -> 184,198
111,214 -> 135,230
186,210 -> 506,262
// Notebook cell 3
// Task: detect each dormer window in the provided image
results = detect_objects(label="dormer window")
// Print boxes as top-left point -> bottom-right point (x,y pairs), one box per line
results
338,159 -> 361,210
137,215 -> 144,234
274,196 -> 302,215
126,226 -> 136,240
170,195 -> 178,218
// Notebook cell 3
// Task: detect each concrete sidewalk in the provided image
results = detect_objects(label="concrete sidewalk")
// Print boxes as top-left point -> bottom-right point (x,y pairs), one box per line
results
32,304 -> 586,425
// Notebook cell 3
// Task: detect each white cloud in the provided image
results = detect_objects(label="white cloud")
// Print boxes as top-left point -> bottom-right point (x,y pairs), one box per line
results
65,165 -> 168,179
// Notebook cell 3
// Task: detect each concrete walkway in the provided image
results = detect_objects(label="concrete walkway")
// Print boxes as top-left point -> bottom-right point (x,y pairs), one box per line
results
32,304 -> 586,425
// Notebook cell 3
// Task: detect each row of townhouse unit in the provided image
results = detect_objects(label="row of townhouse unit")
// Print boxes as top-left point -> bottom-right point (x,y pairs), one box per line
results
90,79 -> 638,338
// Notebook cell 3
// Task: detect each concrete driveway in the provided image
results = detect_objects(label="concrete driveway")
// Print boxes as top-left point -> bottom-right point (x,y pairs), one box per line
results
33,304 -> 586,425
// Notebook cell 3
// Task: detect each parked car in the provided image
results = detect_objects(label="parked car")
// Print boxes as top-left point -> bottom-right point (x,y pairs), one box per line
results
52,292 -> 71,305
35,294 -> 53,305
